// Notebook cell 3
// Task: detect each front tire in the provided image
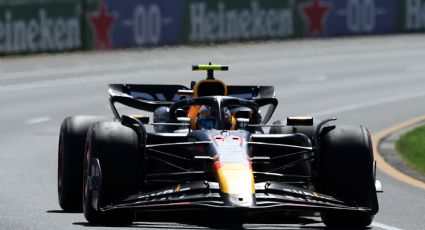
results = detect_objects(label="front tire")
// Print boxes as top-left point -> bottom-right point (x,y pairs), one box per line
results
83,121 -> 140,224
318,125 -> 378,228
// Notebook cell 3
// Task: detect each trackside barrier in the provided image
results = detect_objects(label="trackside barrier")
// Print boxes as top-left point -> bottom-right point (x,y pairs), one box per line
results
0,0 -> 82,55
1,0 -> 425,55
83,0 -> 184,50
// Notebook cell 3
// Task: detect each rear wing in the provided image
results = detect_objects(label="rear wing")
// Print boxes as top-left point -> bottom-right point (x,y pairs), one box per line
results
109,84 -> 277,123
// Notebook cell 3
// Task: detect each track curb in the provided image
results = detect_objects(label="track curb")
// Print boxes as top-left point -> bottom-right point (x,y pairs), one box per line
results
373,115 -> 425,190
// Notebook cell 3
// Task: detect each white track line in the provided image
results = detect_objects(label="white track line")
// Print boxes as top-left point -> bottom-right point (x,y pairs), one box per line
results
25,116 -> 51,124
0,68 -> 179,93
0,73 -> 124,93
372,221 -> 404,230
0,62 -> 141,81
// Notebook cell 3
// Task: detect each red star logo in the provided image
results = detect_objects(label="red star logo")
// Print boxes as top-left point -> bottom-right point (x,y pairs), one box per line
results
300,0 -> 331,36
88,0 -> 116,49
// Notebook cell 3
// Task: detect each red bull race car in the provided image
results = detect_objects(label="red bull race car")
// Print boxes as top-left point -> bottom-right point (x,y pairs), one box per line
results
57,64 -> 380,227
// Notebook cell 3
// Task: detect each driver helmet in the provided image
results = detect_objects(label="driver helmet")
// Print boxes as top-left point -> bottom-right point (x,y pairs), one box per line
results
197,105 -> 232,130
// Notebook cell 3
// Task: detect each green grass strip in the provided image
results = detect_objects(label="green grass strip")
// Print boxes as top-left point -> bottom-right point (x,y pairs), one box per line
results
396,125 -> 425,176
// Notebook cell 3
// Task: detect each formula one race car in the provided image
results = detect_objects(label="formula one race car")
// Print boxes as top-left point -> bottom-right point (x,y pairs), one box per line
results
57,64 -> 380,227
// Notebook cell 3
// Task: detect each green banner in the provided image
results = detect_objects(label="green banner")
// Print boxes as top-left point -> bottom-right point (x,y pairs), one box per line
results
399,0 -> 425,32
0,0 -> 78,5
0,1 -> 81,55
181,0 -> 298,43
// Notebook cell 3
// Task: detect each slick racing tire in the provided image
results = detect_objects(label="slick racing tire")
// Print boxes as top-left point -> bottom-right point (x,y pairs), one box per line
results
58,116 -> 108,212
318,125 -> 379,228
83,121 -> 140,225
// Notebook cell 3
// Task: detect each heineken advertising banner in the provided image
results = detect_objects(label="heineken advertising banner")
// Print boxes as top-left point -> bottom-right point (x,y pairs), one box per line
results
83,0 -> 413,50
182,0 -> 400,42
294,0 -> 399,37
0,0 -> 81,55
181,0 -> 295,43
2,0 -> 425,54
83,0 -> 185,49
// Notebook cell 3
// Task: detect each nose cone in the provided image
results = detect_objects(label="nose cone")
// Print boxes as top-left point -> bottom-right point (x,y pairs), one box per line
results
215,163 -> 256,207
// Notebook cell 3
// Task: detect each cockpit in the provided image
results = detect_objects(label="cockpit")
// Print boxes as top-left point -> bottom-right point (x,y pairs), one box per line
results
154,96 -> 261,133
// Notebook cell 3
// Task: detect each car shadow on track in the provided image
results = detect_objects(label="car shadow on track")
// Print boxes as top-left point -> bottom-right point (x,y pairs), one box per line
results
72,212 -> 372,229
73,212 -> 330,230
47,209 -> 88,214
46,210 -> 67,213
73,221 -> 371,230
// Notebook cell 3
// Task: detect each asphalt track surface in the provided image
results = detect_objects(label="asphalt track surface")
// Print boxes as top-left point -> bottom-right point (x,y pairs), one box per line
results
1,34 -> 425,230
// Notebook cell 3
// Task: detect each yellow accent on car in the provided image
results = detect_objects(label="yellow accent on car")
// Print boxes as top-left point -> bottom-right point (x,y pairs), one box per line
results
175,184 -> 181,192
192,64 -> 229,71
216,163 -> 255,194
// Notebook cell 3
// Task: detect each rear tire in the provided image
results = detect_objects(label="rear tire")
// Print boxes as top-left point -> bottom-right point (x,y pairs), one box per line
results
58,116 -> 108,212
83,121 -> 140,225
318,125 -> 378,228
